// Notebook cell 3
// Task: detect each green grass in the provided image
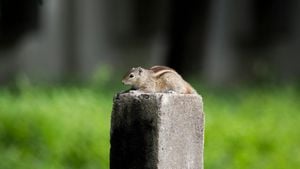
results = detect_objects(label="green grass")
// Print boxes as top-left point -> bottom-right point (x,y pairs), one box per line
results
203,86 -> 300,169
0,84 -> 299,169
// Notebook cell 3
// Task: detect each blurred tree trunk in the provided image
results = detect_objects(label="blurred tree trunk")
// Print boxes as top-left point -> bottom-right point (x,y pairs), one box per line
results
166,0 -> 210,76
19,0 -> 74,82
75,0 -> 115,81
0,48 -> 18,84
236,0 -> 298,83
116,0 -> 170,69
75,0 -> 171,77
2,0 -> 300,84
273,0 -> 300,82
0,0 -> 39,84
203,0 -> 245,86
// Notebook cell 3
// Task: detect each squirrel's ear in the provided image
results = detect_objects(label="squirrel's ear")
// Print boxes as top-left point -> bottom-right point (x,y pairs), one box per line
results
137,67 -> 143,75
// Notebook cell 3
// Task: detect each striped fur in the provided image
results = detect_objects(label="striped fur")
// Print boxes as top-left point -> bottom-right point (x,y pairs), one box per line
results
150,66 -> 176,77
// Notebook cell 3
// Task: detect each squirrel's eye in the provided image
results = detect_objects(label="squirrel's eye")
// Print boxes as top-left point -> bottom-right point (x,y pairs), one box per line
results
129,74 -> 134,78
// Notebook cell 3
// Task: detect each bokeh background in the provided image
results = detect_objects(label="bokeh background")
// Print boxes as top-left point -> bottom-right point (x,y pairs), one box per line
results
0,0 -> 300,169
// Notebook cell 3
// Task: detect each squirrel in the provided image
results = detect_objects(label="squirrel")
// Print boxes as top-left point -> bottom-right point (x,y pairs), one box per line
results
122,65 -> 197,94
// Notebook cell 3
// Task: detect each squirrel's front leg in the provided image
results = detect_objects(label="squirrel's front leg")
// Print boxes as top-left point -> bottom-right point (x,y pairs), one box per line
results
127,86 -> 149,94
117,87 -> 138,95
165,90 -> 177,94
129,90 -> 144,94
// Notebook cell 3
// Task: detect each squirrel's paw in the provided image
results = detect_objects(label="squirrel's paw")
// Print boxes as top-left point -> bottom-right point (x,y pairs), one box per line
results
165,90 -> 177,94
129,90 -> 141,94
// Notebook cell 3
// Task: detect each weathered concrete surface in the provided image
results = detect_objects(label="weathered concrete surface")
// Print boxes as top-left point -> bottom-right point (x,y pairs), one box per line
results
110,93 -> 204,169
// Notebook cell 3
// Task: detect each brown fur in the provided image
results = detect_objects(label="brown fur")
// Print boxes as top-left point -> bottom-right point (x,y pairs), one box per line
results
150,66 -> 176,78
122,66 -> 197,94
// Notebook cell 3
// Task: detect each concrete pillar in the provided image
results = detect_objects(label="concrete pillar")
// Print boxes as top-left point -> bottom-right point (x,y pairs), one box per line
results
110,93 -> 204,169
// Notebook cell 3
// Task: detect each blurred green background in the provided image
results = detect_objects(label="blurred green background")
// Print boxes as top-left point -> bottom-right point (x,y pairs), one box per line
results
1,0 -> 300,169
1,80 -> 299,169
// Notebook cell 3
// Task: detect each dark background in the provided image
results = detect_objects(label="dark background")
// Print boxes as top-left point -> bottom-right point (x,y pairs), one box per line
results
0,1 -> 300,169
1,0 -> 299,85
